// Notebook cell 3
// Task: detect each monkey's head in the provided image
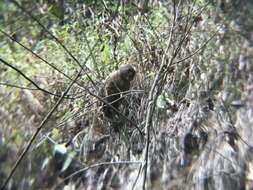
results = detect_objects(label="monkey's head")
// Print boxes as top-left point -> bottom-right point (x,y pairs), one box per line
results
119,64 -> 136,81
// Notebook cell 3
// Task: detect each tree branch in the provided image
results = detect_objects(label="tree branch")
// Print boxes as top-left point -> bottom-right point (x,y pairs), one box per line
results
0,58 -> 72,99
11,0 -> 97,89
0,66 -> 83,190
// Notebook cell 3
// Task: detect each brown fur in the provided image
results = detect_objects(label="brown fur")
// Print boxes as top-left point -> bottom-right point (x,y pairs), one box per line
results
102,64 -> 136,117
91,64 -> 136,136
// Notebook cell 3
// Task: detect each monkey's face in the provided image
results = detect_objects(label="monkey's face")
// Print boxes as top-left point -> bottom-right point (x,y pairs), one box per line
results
119,64 -> 136,81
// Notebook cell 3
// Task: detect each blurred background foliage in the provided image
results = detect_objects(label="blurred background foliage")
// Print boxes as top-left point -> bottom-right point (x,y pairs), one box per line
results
1,0 -> 253,189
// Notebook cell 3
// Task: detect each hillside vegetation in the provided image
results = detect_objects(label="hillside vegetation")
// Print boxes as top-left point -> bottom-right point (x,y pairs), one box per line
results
0,0 -> 253,189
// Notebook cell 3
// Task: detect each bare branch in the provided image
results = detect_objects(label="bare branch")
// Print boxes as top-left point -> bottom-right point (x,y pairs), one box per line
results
0,65 -> 84,190
0,28 -> 99,90
11,0 -> 97,89
0,58 -> 73,99
0,82 -> 38,91
57,161 -> 142,187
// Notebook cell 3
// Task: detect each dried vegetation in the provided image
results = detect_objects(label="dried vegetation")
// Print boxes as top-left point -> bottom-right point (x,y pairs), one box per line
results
0,0 -> 253,190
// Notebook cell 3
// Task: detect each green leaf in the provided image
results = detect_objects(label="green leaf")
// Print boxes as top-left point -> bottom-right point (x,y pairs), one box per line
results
51,128 -> 60,140
101,44 -> 110,63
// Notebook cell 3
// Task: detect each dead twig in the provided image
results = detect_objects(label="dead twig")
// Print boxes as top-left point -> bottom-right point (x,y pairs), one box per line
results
0,58 -> 73,99
0,66 -> 84,190
56,160 -> 142,187
11,0 -> 97,89
142,1 -> 178,189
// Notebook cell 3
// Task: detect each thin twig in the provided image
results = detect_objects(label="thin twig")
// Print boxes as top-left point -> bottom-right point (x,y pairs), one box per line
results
55,89 -> 144,130
56,161 -> 142,187
0,67 -> 84,190
0,28 -> 99,90
11,0 -> 97,88
173,28 -> 219,65
0,58 -> 72,99
132,163 -> 143,190
0,82 -> 38,91
142,1 -> 177,188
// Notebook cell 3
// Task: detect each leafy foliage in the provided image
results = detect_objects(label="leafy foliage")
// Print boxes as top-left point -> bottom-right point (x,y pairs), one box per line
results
1,0 -> 253,190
